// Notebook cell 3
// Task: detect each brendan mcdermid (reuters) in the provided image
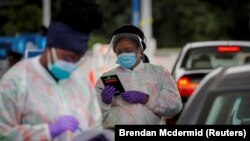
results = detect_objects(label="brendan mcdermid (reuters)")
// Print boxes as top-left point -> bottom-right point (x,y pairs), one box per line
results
119,129 -> 203,137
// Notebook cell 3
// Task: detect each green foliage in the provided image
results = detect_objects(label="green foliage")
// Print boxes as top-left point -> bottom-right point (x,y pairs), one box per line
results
0,0 -> 250,48
153,0 -> 250,47
3,5 -> 42,35
94,0 -> 131,38
88,33 -> 109,50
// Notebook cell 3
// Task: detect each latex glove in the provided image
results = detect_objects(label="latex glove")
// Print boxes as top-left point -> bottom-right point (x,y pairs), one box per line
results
101,86 -> 115,104
49,115 -> 79,138
121,91 -> 148,104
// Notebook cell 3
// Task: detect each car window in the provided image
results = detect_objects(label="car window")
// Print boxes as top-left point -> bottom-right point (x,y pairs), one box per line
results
204,91 -> 250,125
181,46 -> 250,70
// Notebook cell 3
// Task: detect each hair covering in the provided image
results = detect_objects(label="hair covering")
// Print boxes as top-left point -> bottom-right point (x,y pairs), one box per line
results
46,21 -> 89,55
111,25 -> 146,51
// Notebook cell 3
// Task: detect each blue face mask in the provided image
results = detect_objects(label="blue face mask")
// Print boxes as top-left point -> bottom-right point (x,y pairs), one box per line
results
49,60 -> 77,80
48,49 -> 77,80
116,53 -> 137,69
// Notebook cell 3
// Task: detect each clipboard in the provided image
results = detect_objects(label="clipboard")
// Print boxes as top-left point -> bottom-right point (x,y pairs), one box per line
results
101,75 -> 125,96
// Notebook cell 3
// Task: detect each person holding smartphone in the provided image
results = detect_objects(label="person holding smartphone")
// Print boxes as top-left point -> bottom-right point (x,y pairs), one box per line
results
95,25 -> 182,128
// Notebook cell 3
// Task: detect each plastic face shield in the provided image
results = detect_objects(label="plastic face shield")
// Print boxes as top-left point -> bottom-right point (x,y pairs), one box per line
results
109,34 -> 149,91
101,33 -> 144,70
110,33 -> 143,53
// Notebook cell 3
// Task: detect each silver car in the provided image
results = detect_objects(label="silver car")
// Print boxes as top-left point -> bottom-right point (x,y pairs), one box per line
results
177,64 -> 250,125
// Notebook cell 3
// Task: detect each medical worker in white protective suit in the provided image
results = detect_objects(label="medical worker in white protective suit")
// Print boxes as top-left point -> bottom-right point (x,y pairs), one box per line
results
0,0 -> 105,140
95,25 -> 183,127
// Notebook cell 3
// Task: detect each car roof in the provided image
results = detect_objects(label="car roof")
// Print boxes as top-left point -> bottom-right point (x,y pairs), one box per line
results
194,64 -> 250,93
213,64 -> 250,91
185,40 -> 250,49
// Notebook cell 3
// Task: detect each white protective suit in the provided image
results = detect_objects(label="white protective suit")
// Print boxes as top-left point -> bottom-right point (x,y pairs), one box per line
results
0,56 -> 102,141
95,61 -> 182,127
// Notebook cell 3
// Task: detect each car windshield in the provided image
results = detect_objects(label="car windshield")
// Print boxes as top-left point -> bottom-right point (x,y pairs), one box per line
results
202,91 -> 250,125
181,46 -> 250,70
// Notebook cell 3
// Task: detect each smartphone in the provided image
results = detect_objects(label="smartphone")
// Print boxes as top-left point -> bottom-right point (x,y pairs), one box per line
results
101,75 -> 125,96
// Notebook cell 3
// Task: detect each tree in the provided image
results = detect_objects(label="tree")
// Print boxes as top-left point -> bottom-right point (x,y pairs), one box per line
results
3,5 -> 42,35
1,0 -> 250,48
153,0 -> 250,47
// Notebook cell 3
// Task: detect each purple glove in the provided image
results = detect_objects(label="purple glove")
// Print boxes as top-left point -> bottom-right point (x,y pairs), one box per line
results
121,91 -> 148,104
101,86 -> 115,104
49,115 -> 79,138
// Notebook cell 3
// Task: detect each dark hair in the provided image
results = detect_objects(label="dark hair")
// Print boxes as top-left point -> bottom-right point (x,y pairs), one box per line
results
142,53 -> 150,63
111,25 -> 146,51
52,0 -> 103,33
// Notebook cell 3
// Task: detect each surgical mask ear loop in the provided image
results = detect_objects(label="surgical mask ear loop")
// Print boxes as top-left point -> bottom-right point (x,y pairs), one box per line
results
51,48 -> 58,62
136,52 -> 140,61
47,49 -> 52,68
136,47 -> 143,61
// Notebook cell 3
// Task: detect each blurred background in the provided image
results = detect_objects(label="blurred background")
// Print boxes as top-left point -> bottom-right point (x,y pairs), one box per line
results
1,0 -> 250,47
1,0 -> 250,74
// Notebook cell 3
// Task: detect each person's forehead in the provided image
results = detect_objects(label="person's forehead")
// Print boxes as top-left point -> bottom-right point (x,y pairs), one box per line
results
56,48 -> 82,57
116,38 -> 138,49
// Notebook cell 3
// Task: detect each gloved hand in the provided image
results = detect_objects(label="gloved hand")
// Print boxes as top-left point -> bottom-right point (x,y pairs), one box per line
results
101,86 -> 115,104
49,115 -> 79,138
121,91 -> 148,104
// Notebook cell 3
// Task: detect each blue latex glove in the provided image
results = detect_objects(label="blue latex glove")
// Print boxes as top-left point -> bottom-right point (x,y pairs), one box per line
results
101,86 -> 115,104
121,91 -> 148,104
49,115 -> 79,138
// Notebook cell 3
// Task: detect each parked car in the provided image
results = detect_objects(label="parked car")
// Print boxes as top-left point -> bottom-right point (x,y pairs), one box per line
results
172,41 -> 250,103
176,64 -> 250,125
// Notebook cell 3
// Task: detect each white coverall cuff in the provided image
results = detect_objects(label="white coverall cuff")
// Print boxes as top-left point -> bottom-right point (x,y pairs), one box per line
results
145,95 -> 155,109
45,124 -> 52,141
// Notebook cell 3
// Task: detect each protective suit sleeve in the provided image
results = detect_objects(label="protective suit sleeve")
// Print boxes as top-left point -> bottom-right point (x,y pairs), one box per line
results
94,78 -> 112,121
0,78 -> 51,141
146,66 -> 182,118
87,87 -> 103,129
